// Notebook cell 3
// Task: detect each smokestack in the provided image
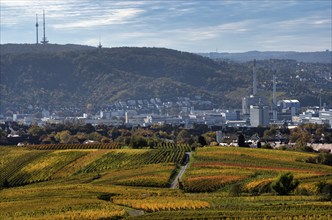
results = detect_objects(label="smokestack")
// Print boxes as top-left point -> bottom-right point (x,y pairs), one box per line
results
35,14 -> 39,44
273,72 -> 276,107
41,10 -> 48,44
273,71 -> 277,121
253,59 -> 257,96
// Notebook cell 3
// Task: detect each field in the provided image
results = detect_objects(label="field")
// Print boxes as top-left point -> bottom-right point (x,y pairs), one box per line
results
0,145 -> 331,219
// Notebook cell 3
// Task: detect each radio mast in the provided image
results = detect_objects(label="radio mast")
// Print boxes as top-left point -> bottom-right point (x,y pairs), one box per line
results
40,10 -> 49,44
35,14 -> 39,44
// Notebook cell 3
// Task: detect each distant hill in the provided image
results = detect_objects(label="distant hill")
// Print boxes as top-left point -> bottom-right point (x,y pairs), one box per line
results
0,44 -> 331,113
199,51 -> 332,63
1,43 -> 94,55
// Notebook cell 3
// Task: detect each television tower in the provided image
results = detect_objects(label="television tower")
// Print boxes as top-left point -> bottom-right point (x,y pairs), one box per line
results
253,59 -> 257,96
40,10 -> 49,44
35,14 -> 39,44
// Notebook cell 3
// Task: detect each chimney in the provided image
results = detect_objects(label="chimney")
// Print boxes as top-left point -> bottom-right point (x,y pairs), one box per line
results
253,59 -> 257,96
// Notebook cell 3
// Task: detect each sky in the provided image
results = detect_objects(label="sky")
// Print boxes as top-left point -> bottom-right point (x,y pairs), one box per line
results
1,0 -> 331,53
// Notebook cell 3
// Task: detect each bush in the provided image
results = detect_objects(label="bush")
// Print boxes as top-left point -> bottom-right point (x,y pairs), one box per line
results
316,152 -> 332,166
2,179 -> 10,188
249,182 -> 272,196
271,172 -> 299,195
262,143 -> 273,149
317,182 -> 332,201
295,145 -> 315,152
295,188 -> 311,196
210,141 -> 219,146
191,142 -> 202,148
278,145 -> 289,150
305,152 -> 332,166
229,183 -> 243,196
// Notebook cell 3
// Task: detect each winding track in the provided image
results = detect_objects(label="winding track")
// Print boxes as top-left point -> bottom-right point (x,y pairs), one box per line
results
170,152 -> 192,189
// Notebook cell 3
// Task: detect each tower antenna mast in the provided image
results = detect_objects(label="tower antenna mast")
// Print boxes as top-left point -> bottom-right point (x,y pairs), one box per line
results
98,35 -> 102,48
35,14 -> 39,44
41,10 -> 48,44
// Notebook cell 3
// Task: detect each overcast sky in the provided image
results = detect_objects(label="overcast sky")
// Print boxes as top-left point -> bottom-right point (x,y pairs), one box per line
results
1,0 -> 331,52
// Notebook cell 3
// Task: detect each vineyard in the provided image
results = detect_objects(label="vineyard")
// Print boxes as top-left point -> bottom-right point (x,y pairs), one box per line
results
80,148 -> 187,173
0,146 -> 332,219
0,145 -> 189,188
155,143 -> 192,152
26,142 -> 121,150
182,147 -> 332,194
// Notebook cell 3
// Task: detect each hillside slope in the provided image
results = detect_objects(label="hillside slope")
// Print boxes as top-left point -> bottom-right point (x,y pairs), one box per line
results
200,50 -> 332,63
1,44 -> 331,112
0,146 -> 331,219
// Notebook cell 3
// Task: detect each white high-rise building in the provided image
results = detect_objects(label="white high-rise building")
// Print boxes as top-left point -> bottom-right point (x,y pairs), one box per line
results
250,105 -> 269,127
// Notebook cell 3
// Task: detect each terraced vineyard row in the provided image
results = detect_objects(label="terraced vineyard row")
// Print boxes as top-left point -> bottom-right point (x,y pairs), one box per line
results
7,151 -> 87,186
113,196 -> 210,212
81,149 -> 187,173
156,143 -> 192,152
0,151 -> 49,185
26,143 -> 121,150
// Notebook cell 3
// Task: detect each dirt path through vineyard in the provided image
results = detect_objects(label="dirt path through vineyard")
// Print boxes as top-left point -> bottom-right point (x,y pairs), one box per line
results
170,152 -> 191,189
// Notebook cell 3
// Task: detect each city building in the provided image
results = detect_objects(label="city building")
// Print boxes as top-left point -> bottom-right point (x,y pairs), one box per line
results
250,105 -> 269,127
298,108 -> 332,125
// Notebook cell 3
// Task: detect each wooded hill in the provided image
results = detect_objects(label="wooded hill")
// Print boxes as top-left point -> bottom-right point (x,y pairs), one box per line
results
199,50 -> 332,63
1,44 -> 331,112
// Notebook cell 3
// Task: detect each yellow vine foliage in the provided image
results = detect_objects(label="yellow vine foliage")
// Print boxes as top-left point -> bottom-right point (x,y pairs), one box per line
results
38,209 -> 126,220
51,150 -> 109,178
245,178 -> 274,191
113,196 -> 210,212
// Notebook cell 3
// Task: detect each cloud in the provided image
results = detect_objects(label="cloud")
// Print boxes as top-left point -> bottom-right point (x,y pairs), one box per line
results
52,8 -> 144,29
162,20 -> 252,42
0,0 -> 76,26
1,0 -> 331,52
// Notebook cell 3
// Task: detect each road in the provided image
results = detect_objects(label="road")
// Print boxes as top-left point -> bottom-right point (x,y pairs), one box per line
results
170,152 -> 191,189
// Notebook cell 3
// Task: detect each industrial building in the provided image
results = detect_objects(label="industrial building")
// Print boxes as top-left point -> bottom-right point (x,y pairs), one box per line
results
250,105 -> 269,127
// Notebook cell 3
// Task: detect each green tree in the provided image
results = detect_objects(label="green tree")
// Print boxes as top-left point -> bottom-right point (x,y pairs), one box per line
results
55,130 -> 71,144
176,130 -> 194,145
317,182 -> 332,201
75,132 -> 88,143
257,141 -> 262,148
88,132 -> 102,141
271,172 -> 299,195
129,135 -> 147,148
290,125 -> 313,151
28,125 -> 45,137
198,136 -> 207,146
39,134 -> 53,144
263,126 -> 277,139
0,130 -> 8,144
238,134 -> 245,147
202,131 -> 217,145
316,152 -> 332,166
101,137 -> 111,143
